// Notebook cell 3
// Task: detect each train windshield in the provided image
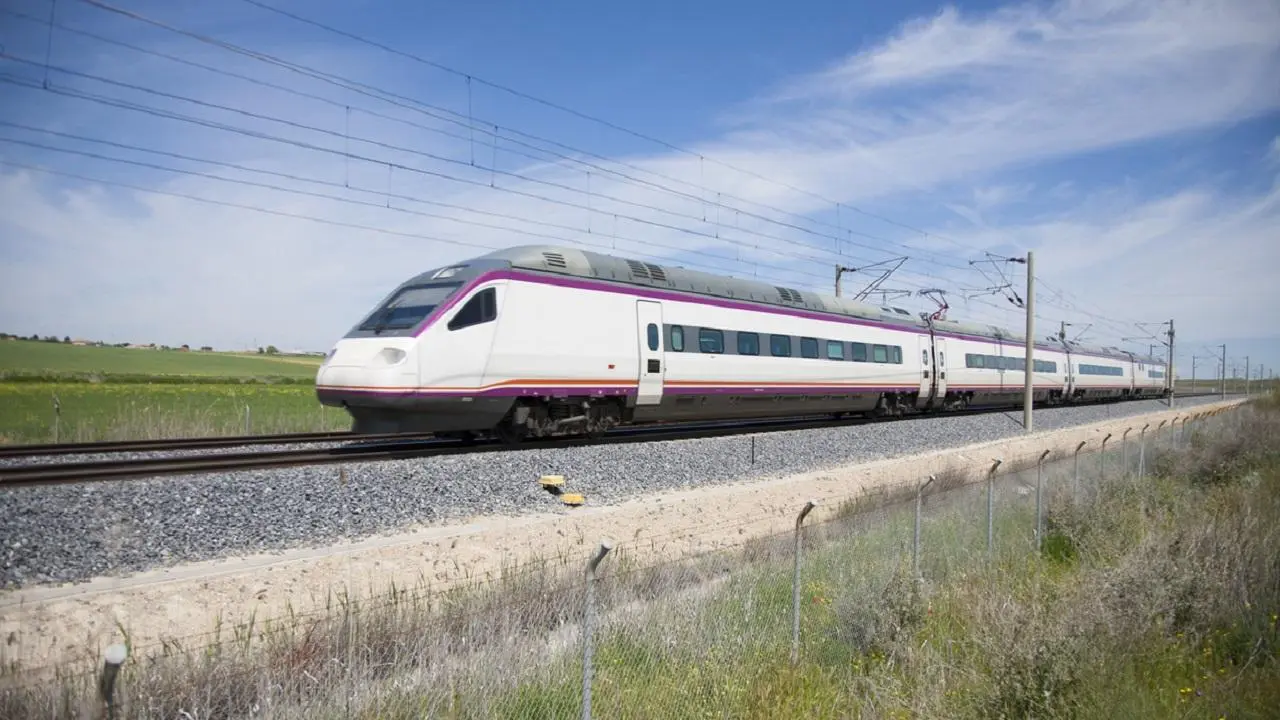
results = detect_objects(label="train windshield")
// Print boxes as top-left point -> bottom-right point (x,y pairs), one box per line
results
359,283 -> 460,333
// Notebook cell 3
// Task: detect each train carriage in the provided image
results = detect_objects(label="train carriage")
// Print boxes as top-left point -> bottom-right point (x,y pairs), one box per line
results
316,245 -> 1170,440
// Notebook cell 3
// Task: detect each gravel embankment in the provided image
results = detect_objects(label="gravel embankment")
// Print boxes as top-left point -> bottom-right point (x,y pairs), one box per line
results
0,397 -> 1228,589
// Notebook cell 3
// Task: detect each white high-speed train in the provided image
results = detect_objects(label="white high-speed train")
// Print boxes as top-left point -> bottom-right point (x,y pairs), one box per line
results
316,245 -> 1169,441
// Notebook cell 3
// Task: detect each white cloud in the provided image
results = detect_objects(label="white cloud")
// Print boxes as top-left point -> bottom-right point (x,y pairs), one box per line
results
1,0 -> 1278,357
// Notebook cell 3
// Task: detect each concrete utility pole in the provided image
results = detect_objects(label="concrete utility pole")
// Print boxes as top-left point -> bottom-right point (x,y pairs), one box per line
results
1023,251 -> 1035,433
1245,356 -> 1250,395
1219,344 -> 1227,399
1166,319 -> 1175,407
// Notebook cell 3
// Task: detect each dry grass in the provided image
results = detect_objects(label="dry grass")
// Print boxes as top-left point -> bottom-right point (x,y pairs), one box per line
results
3,395 -> 1278,718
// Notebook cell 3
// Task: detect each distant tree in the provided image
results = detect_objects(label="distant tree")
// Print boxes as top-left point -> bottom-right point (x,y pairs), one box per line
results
200,345 -> 213,352
63,336 -> 71,344
257,346 -> 265,354
266,345 -> 279,355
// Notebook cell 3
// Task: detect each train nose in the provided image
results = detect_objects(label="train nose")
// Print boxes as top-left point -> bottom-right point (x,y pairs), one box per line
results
316,339 -> 418,399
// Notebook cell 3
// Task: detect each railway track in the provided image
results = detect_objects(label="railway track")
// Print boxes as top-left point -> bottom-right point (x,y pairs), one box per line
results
0,393 -> 1242,488
0,429 -> 438,459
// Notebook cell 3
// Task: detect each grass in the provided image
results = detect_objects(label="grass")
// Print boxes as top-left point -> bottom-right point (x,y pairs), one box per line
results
0,339 -> 321,382
0,340 -> 337,444
0,383 -> 347,444
3,395 -> 1277,718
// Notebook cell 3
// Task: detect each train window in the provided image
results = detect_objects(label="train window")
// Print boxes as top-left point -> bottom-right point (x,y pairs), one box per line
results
446,288 -> 497,331
646,323 -> 659,351
922,349 -> 929,365
670,325 -> 685,352
872,344 -> 888,363
770,334 -> 792,357
800,337 -> 819,359
891,346 -> 902,364
826,340 -> 845,361
852,342 -> 868,362
966,353 -> 982,369
361,282 -> 461,332
940,352 -> 945,366
738,332 -> 760,356
699,328 -> 724,354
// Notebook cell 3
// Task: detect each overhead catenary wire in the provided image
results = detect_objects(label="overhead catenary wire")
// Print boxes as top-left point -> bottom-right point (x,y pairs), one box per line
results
0,54 -> 996,303
57,0 -> 984,277
5,4 -> 1070,305
1,2 -> 1166,343
230,0 -> 1000,262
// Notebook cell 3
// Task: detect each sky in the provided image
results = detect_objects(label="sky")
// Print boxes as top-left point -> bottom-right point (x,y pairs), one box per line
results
0,0 -> 1277,378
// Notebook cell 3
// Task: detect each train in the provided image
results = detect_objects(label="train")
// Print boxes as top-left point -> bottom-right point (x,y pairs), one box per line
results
316,245 -> 1170,442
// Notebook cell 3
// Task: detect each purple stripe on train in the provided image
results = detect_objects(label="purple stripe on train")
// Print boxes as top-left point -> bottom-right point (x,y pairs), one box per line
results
412,269 -> 1150,365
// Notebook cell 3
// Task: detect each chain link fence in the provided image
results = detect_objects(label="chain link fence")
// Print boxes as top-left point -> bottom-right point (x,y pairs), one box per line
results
0,401 -> 1255,718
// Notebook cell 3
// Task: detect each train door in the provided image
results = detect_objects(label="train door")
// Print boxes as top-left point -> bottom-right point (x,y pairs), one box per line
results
918,337 -> 932,404
635,300 -> 665,406
935,337 -> 949,398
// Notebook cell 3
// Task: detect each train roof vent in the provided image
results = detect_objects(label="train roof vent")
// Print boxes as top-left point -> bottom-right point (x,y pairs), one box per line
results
542,251 -> 567,269
645,262 -> 667,283
774,286 -> 803,303
626,259 -> 652,281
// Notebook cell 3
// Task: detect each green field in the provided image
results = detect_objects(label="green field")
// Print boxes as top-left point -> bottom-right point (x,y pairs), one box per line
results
0,340 -> 321,382
0,383 -> 348,443
0,340 -> 342,444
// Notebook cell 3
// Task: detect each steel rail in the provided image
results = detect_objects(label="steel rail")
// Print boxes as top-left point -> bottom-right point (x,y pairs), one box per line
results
0,430 -> 439,459
0,393 -> 1239,489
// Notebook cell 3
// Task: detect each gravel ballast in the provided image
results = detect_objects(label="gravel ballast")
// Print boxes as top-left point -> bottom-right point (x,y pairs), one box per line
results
0,396 -> 1230,589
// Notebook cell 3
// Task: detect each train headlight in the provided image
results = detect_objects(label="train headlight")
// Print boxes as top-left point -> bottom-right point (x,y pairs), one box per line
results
375,347 -> 408,365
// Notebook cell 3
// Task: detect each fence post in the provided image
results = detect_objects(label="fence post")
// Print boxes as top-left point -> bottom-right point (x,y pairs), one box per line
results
99,643 -> 128,720
1100,433 -> 1112,482
1139,423 -> 1150,479
1073,441 -> 1086,501
1035,449 -> 1050,551
914,475 -> 936,582
582,540 -> 614,720
244,405 -> 252,435
1157,419 -> 1168,451
987,459 -> 1003,561
52,394 -> 62,444
1121,428 -> 1132,473
791,499 -> 816,666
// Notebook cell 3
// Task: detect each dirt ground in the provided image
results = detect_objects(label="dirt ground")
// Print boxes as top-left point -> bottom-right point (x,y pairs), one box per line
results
0,399 -> 1241,674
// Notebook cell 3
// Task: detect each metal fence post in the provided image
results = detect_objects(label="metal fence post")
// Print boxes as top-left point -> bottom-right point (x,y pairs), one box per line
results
1073,441 -> 1086,501
1139,423 -> 1150,479
987,459 -> 1003,560
582,540 -> 614,720
99,643 -> 128,720
1035,449 -> 1050,551
52,394 -> 61,444
914,475 -> 936,581
1157,419 -> 1168,451
791,500 -> 816,665
1121,428 -> 1132,474
1100,433 -> 1112,482
244,405 -> 252,435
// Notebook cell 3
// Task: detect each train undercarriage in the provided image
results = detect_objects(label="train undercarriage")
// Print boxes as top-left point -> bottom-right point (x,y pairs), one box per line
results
422,384 -> 1173,446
